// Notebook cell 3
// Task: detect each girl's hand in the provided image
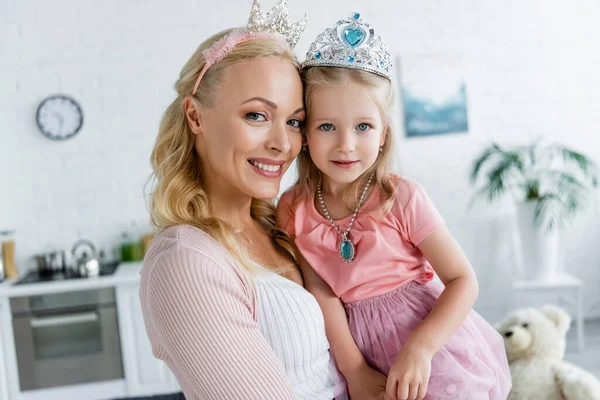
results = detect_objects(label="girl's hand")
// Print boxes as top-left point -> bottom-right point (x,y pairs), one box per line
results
345,363 -> 391,400
386,343 -> 433,400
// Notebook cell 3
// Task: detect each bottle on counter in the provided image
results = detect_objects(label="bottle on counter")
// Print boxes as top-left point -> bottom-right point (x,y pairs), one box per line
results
119,228 -> 143,262
0,238 -> 3,282
0,230 -> 18,279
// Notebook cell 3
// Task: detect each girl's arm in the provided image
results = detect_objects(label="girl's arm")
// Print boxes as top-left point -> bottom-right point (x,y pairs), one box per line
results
386,225 -> 479,400
276,194 -> 388,399
298,254 -> 389,400
299,254 -> 366,375
407,224 -> 479,355
275,195 -> 368,375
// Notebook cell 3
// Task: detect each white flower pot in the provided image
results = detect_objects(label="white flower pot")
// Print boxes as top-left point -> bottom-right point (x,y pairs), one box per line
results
515,202 -> 561,279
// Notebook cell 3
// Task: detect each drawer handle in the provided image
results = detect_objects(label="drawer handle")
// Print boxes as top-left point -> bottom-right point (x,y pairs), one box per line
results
30,312 -> 98,328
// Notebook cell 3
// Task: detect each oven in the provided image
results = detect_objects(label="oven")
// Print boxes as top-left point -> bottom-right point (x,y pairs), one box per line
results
10,287 -> 124,391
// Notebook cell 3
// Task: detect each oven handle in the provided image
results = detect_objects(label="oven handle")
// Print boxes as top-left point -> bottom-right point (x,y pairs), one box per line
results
29,311 -> 99,328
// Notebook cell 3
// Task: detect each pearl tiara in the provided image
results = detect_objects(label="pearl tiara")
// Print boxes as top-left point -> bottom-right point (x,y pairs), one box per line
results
192,0 -> 307,95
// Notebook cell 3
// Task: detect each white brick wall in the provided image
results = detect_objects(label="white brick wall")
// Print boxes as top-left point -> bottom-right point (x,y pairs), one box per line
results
1,0 -> 599,321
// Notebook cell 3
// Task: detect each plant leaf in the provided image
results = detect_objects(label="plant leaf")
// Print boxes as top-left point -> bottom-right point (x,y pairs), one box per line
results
470,144 -> 502,183
556,145 -> 600,186
534,194 -> 563,231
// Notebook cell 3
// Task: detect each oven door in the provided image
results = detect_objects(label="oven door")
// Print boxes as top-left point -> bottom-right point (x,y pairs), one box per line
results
12,305 -> 124,391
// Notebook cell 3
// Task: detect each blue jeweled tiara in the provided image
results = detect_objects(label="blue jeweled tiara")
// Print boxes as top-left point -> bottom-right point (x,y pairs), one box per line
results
302,12 -> 393,80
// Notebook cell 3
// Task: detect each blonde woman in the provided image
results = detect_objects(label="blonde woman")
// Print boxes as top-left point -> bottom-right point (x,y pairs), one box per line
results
139,2 -> 342,399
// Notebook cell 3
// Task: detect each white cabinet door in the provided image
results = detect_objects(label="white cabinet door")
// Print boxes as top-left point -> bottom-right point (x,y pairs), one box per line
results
116,285 -> 180,397
0,296 -> 20,400
0,298 -> 9,400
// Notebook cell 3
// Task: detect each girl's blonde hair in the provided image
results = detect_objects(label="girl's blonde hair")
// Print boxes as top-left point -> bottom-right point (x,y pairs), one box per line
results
149,27 -> 299,272
293,67 -> 398,213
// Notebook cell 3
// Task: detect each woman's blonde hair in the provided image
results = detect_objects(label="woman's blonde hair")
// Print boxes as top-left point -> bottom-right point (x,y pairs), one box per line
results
292,67 -> 398,213
149,27 -> 300,272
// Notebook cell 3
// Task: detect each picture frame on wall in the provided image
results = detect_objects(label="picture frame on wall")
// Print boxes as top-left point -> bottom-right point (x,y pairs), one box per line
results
398,53 -> 469,138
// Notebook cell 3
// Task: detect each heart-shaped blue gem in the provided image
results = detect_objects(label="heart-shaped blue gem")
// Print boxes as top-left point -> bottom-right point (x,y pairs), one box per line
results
343,27 -> 366,48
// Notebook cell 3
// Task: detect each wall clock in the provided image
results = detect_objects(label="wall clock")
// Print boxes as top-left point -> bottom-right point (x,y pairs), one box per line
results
36,94 -> 84,141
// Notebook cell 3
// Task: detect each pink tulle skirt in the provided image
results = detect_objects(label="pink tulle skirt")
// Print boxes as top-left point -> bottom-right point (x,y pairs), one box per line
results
343,281 -> 511,400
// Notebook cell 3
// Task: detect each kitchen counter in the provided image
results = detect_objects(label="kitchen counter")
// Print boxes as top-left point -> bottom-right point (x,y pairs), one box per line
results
0,262 -> 143,298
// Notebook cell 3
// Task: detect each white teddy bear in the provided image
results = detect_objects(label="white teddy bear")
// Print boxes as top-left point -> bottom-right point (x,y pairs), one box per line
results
496,304 -> 600,400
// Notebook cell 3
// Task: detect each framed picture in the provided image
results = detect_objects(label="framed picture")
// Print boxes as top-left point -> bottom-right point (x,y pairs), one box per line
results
398,53 -> 469,138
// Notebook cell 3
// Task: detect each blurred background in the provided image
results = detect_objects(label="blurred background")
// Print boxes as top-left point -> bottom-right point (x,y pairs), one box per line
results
1,0 -> 599,399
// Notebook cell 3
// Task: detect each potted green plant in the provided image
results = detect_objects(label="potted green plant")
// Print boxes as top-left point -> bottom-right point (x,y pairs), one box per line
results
470,141 -> 598,279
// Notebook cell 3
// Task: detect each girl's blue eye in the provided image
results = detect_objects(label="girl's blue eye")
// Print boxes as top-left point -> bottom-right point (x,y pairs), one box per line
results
288,119 -> 303,128
246,112 -> 266,121
357,123 -> 371,131
319,123 -> 334,131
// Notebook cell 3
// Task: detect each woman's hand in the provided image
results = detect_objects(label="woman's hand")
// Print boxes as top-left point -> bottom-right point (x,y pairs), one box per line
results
385,343 -> 433,400
345,363 -> 390,400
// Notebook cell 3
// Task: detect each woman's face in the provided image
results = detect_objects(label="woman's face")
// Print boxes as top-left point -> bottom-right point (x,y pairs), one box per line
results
193,56 -> 304,200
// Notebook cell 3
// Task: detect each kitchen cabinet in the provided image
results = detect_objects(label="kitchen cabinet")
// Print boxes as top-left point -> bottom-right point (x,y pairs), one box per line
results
0,298 -> 10,400
116,283 -> 180,397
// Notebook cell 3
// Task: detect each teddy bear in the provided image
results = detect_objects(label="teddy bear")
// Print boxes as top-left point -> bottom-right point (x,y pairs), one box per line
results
496,304 -> 600,400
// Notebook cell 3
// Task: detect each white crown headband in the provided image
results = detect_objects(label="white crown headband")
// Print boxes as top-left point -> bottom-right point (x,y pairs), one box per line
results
192,0 -> 307,95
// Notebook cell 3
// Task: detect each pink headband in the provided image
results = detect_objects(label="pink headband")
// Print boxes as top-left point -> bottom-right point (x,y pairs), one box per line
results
191,29 -> 287,96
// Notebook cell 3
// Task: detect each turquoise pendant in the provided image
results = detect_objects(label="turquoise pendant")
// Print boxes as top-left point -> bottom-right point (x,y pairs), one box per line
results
339,237 -> 355,262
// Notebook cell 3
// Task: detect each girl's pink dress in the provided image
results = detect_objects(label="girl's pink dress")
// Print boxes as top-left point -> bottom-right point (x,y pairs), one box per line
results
278,176 -> 511,400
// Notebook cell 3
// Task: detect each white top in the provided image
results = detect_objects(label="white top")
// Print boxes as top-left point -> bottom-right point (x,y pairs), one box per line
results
254,264 -> 337,400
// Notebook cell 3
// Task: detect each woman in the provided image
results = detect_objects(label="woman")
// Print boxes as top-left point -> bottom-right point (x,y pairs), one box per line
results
139,2 -> 342,399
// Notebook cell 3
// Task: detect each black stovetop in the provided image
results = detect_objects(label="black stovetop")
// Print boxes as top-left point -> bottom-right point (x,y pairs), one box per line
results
14,261 -> 120,285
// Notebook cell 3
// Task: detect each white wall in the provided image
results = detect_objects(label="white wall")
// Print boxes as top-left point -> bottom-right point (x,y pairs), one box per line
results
1,0 -> 599,322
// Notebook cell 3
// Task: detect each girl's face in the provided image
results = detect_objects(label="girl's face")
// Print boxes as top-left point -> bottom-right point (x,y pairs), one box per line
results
193,56 -> 305,200
305,84 -> 386,191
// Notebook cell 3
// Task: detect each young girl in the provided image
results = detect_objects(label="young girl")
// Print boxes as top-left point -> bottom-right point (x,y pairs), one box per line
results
277,13 -> 511,400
